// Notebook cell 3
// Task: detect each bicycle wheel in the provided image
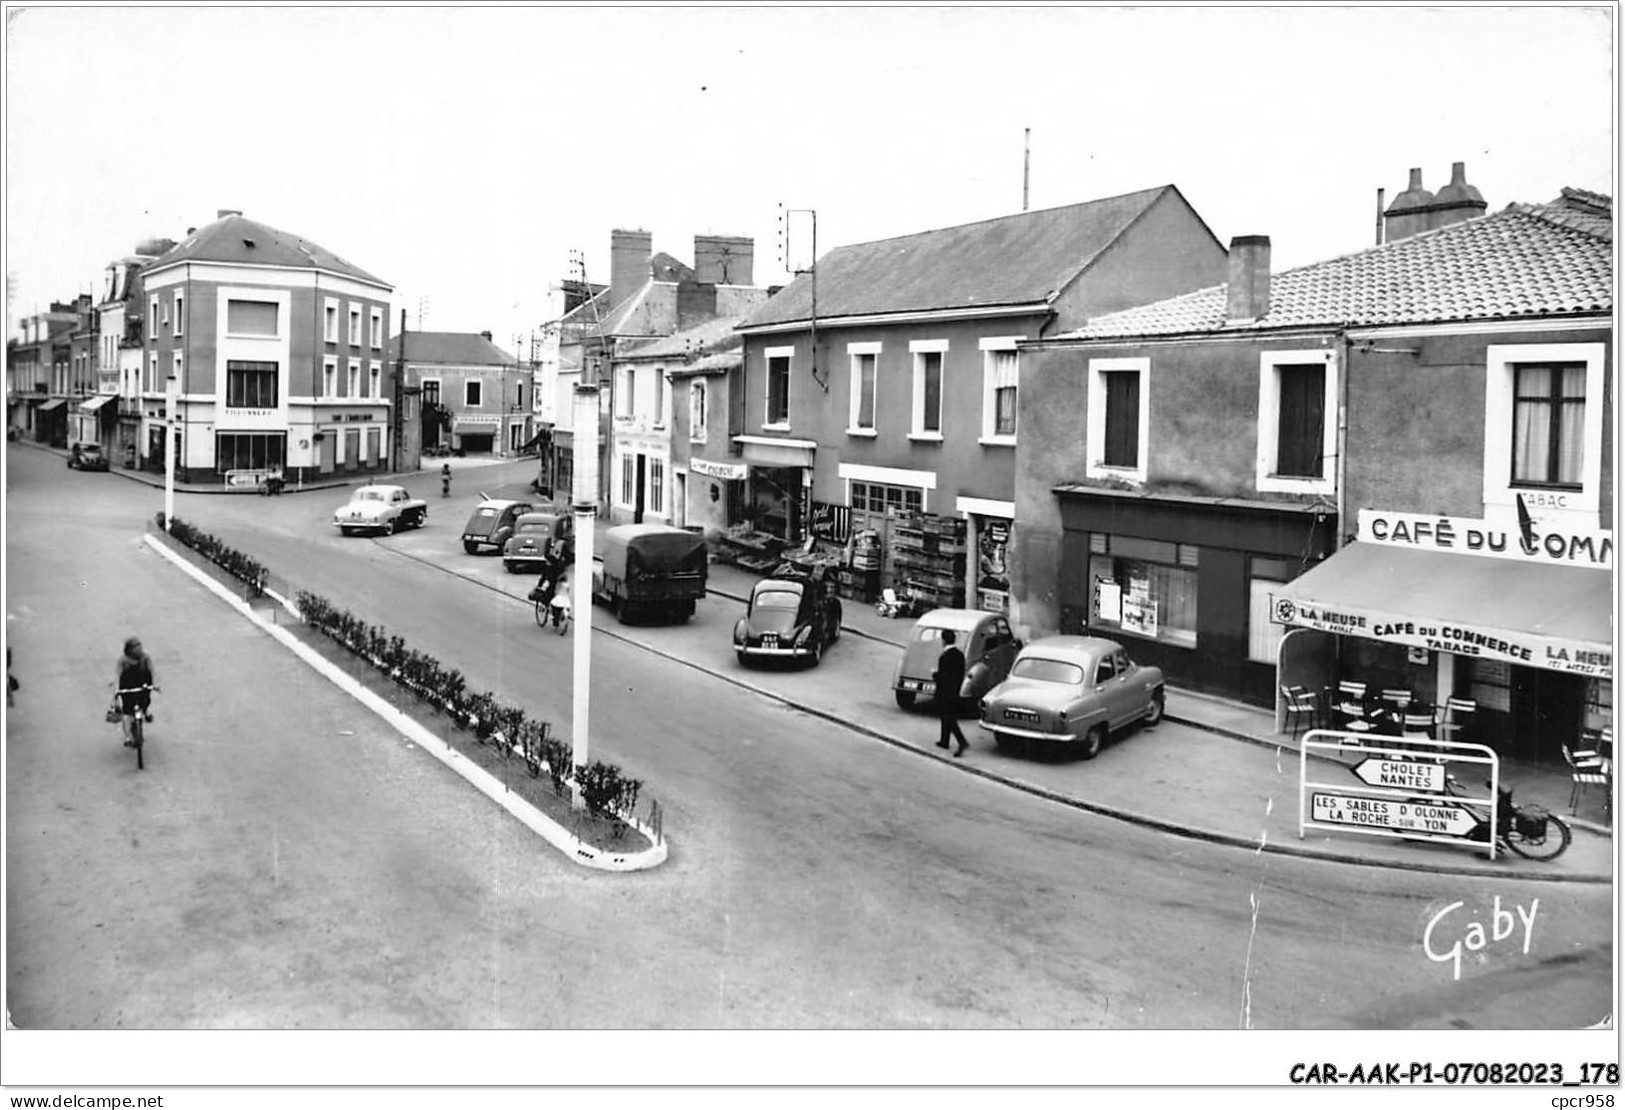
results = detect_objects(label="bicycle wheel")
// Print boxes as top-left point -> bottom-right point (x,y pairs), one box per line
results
131,714 -> 144,771
534,599 -> 548,628
1505,813 -> 1570,861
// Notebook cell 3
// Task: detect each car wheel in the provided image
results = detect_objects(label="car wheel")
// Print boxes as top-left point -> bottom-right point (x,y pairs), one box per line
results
1144,691 -> 1165,727
386,517 -> 398,535
1079,724 -> 1106,761
830,616 -> 841,642
504,561 -> 517,573
736,650 -> 749,666
894,690 -> 916,710
463,541 -> 478,555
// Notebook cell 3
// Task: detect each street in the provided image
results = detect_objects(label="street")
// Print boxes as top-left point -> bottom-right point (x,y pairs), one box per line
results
5,446 -> 1614,1038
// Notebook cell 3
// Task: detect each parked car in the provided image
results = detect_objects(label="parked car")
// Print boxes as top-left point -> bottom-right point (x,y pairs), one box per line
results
67,442 -> 109,472
734,564 -> 843,666
332,484 -> 428,536
461,497 -> 534,554
892,608 -> 1021,710
978,636 -> 1164,759
502,509 -> 574,573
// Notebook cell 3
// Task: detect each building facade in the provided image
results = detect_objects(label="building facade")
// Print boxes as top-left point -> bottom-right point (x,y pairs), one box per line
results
388,331 -> 528,459
734,187 -> 1230,613
1012,167 -> 1612,762
138,210 -> 395,483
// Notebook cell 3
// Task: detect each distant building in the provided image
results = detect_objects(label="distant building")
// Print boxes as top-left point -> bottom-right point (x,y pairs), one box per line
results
387,330 -> 528,459
140,209 -> 394,482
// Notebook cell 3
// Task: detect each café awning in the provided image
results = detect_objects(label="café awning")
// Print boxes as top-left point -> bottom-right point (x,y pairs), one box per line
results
78,394 -> 115,413
1272,542 -> 1612,679
35,398 -> 65,412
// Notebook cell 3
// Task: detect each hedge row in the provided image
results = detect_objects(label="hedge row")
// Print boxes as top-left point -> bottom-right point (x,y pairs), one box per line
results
151,512 -> 643,826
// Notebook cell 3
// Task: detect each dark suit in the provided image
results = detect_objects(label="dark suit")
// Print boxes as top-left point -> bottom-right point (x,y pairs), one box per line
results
934,644 -> 968,753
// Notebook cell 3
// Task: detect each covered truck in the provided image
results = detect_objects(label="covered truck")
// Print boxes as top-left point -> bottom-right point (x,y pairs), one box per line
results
593,523 -> 709,624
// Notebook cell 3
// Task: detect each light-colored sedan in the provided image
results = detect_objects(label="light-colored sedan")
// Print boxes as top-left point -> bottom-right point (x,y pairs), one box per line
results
332,484 -> 428,536
891,608 -> 1021,710
978,636 -> 1164,759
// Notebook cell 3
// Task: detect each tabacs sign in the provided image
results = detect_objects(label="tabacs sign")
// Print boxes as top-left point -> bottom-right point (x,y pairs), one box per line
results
1359,509 -> 1612,570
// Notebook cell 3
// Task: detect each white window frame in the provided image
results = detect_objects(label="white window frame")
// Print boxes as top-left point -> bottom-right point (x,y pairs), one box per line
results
323,358 -> 337,398
980,336 -> 1022,446
1086,356 -> 1150,484
909,338 -> 948,441
324,299 -> 339,343
764,345 -> 794,430
654,368 -> 668,429
649,455 -> 666,515
369,361 -> 382,400
615,364 -> 635,420
1484,342 -> 1607,526
619,452 -> 636,509
173,292 -> 184,337
347,360 -> 361,398
348,308 -> 362,347
148,296 -> 158,340
689,379 -> 708,443
847,341 -> 881,436
465,378 -> 483,408
1255,348 -> 1337,495
369,308 -> 383,350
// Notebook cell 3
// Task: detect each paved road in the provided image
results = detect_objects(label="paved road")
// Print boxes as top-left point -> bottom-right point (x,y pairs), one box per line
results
5,447 -> 1613,1036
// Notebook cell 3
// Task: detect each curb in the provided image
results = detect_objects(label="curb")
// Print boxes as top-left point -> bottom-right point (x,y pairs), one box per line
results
141,530 -> 668,872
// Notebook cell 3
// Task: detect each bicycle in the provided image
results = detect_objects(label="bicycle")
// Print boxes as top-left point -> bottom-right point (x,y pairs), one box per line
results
112,683 -> 159,770
1445,774 -> 1571,861
533,584 -> 571,635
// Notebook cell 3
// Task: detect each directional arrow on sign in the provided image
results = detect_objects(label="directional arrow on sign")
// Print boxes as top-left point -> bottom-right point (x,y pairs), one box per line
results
1352,757 -> 1445,793
1311,792 -> 1482,837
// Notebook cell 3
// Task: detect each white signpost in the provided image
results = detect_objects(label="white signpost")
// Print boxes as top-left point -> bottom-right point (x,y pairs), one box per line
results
1298,730 -> 1500,858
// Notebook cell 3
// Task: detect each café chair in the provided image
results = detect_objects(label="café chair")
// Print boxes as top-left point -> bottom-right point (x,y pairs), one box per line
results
1434,697 -> 1477,744
1280,685 -> 1320,741
1333,680 -> 1375,738
1379,688 -> 1414,712
1399,710 -> 1439,758
1564,738 -> 1612,820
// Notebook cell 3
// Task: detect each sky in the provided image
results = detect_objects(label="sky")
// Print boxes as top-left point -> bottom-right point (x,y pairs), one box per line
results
3,4 -> 1616,354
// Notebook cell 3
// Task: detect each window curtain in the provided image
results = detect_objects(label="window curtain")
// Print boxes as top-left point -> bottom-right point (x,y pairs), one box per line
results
856,354 -> 876,428
992,351 -> 1017,435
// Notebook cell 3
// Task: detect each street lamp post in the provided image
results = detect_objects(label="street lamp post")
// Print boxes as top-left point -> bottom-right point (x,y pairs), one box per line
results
570,382 -> 600,809
163,374 -> 178,531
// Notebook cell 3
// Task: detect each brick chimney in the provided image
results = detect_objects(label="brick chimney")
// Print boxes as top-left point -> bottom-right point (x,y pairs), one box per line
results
480,330 -> 493,342
610,229 -> 653,312
1383,169 -> 1435,243
1225,236 -> 1271,323
693,234 -> 755,285
1427,161 -> 1487,231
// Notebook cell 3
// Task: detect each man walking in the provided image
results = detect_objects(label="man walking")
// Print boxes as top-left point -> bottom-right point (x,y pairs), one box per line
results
933,629 -> 969,757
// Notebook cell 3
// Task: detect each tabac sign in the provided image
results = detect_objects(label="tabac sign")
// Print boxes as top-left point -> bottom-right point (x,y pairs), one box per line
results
1358,509 -> 1612,570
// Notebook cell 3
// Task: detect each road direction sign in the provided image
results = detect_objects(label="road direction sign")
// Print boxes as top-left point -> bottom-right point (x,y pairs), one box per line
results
1311,792 -> 1479,837
1352,757 -> 1445,793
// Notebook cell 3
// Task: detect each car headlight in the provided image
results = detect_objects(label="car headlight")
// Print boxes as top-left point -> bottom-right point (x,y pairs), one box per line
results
733,620 -> 746,645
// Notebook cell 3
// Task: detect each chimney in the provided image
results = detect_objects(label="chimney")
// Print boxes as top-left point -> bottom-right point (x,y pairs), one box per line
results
480,330 -> 493,342
1225,236 -> 1271,323
1383,169 -> 1434,243
217,208 -> 243,219
693,234 -> 755,285
610,228 -> 653,311
1427,161 -> 1487,231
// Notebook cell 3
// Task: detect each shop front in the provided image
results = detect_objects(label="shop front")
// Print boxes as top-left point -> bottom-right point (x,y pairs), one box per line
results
688,455 -> 748,540
1055,485 -> 1338,705
726,435 -> 815,570
1272,509 -> 1613,764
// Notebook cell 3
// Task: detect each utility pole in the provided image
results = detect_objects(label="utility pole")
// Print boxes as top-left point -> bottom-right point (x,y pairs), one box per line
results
780,205 -> 822,391
393,308 -> 406,471
163,372 -> 178,530
1023,127 -> 1031,212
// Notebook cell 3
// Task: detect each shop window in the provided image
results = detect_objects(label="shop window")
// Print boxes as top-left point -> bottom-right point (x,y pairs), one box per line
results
1247,556 -> 1296,663
1087,534 -> 1199,648
649,456 -> 665,515
215,431 -> 286,472
849,480 -> 923,517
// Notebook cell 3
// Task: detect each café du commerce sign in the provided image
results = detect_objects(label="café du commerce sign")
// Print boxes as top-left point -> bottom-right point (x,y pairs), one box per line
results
1268,508 -> 1613,680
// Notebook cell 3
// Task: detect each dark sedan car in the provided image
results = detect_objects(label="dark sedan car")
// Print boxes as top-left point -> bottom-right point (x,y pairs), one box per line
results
461,498 -> 534,554
733,566 -> 843,666
67,442 -> 109,471
502,509 -> 573,573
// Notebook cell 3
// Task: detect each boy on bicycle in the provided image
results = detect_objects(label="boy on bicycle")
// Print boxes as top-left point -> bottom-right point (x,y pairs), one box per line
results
113,636 -> 156,748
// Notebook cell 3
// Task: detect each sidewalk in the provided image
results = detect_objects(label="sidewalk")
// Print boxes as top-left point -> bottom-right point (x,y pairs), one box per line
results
706,560 -> 1615,882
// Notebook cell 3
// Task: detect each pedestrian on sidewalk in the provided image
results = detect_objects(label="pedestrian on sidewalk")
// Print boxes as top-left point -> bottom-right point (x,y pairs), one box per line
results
934,630 -> 969,757
441,462 -> 451,499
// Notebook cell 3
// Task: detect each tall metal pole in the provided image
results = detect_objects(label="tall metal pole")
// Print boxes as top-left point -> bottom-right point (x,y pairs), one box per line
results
1023,127 -> 1031,212
163,373 -> 178,530
570,382 -> 601,809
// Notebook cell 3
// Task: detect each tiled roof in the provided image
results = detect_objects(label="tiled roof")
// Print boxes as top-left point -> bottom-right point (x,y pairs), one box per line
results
147,214 -> 388,286
739,186 -> 1196,328
386,332 -> 517,366
1062,191 -> 1612,340
616,315 -> 744,361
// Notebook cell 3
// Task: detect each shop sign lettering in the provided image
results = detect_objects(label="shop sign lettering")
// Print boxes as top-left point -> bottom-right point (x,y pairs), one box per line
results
1360,509 -> 1612,570
1273,599 -> 1611,679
